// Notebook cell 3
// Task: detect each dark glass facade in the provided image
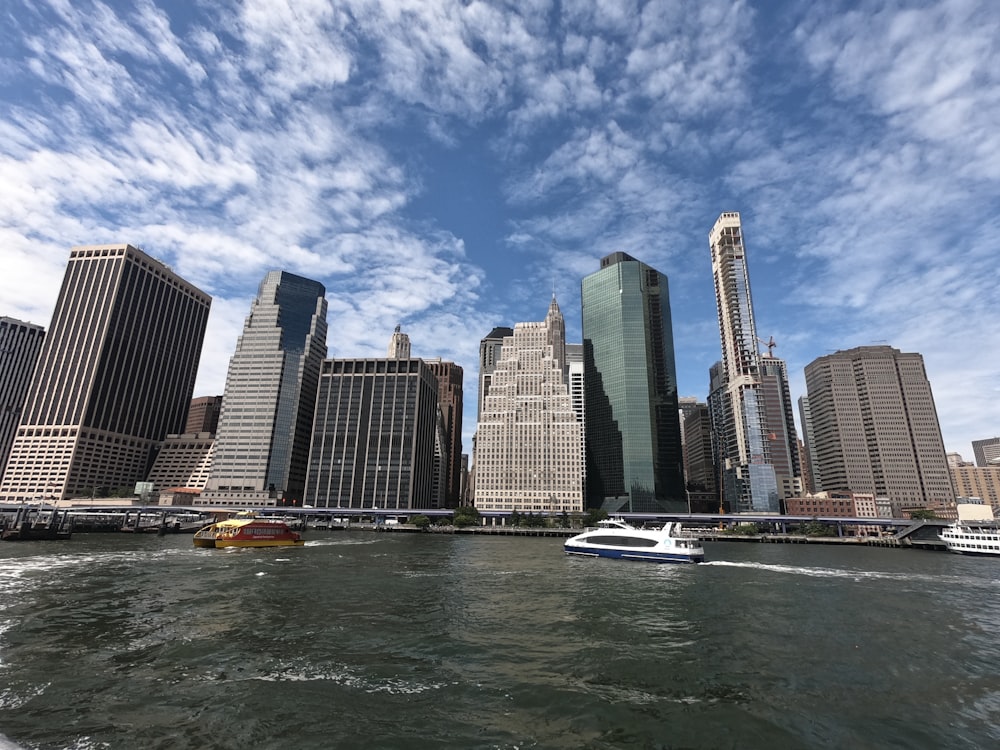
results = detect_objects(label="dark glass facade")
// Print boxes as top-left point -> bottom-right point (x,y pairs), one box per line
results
581,252 -> 686,513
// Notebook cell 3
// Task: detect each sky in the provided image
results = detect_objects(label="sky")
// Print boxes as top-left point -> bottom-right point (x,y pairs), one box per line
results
1,0 -> 998,461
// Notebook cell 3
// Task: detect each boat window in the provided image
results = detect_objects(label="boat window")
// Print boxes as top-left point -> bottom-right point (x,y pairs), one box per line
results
585,535 -> 659,548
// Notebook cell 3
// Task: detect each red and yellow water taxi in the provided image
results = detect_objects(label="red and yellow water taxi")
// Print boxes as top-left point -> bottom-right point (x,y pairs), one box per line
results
193,511 -> 304,548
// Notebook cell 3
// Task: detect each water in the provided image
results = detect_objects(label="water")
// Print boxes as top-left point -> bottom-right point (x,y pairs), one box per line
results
1,533 -> 998,749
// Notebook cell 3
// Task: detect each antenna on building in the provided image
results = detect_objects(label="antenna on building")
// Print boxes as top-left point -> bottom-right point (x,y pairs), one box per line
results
758,336 -> 776,357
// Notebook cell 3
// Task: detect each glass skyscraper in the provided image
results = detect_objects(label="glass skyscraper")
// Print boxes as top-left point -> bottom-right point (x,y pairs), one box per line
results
200,271 -> 327,507
581,252 -> 686,513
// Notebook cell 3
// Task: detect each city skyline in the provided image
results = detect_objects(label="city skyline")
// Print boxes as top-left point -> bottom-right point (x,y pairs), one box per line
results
2,1 -> 998,461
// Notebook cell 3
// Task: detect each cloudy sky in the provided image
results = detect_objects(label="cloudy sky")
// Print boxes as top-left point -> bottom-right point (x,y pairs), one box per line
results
2,0 -> 998,459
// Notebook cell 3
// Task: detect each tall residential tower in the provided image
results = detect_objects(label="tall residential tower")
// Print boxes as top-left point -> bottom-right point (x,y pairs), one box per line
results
581,252 -> 685,513
708,213 -> 799,512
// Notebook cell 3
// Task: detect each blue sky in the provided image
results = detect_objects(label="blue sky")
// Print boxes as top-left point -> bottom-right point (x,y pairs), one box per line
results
2,0 -> 998,460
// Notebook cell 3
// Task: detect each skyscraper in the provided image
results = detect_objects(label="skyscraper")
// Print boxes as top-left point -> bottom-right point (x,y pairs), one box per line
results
581,252 -> 685,513
0,317 -> 45,478
972,437 -> 1000,468
474,297 -> 583,514
804,345 -> 954,514
185,395 -> 223,434
303,357 -> 440,510
0,244 -> 211,502
708,212 -> 799,513
387,325 -> 411,359
798,395 -> 820,493
478,326 -> 513,422
423,359 -> 464,508
200,271 -> 327,507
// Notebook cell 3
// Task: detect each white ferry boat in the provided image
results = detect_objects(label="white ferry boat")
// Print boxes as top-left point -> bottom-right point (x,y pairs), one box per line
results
564,518 -> 704,564
939,521 -> 1000,556
939,503 -> 1000,557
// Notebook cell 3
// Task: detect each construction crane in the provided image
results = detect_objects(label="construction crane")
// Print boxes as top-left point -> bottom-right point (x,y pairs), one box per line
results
758,335 -> 776,357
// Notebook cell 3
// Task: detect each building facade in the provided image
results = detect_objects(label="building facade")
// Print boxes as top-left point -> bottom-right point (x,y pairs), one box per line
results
474,298 -> 584,514
146,433 -> 216,493
708,213 -> 802,513
972,437 -> 1000,467
0,244 -> 210,502
424,359 -> 464,508
303,357 -> 440,510
185,395 -> 223,434
951,465 -> 1000,515
803,345 -> 955,514
682,402 -> 718,513
0,317 -> 45,478
581,252 -> 686,513
200,271 -> 327,507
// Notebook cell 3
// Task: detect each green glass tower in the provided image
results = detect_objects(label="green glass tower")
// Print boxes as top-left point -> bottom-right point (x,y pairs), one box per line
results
581,252 -> 686,513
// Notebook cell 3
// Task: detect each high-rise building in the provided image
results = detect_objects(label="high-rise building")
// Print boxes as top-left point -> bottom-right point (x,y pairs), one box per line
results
682,402 -> 717,513
185,395 -> 223,434
0,244 -> 210,502
200,271 -> 327,507
708,212 -> 800,513
424,359 -> 464,508
474,297 -> 584,514
146,433 -> 215,494
804,345 -> 955,514
798,395 -> 820,493
478,326 -> 513,422
387,325 -> 411,359
972,437 -> 1000,467
565,343 -> 587,498
0,317 -> 45,478
951,464 -> 1000,515
581,252 -> 685,513
303,357 -> 440,510
758,355 -> 802,499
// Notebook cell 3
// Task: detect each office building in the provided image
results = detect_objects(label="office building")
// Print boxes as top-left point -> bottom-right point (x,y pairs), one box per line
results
0,244 -> 210,502
200,271 -> 327,507
424,359 -> 464,508
758,355 -> 802,499
804,345 -> 954,514
951,465 -> 1000,515
146,433 -> 216,493
0,317 -> 45,478
474,297 -> 584,514
798,395 -> 820,494
478,326 -> 513,422
185,395 -> 223,434
387,325 -> 411,359
682,402 -> 718,513
972,437 -> 1000,467
581,252 -> 685,513
303,357 -> 440,510
708,212 -> 800,513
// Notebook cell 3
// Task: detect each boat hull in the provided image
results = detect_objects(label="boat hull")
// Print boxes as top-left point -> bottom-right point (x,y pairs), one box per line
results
565,544 -> 703,564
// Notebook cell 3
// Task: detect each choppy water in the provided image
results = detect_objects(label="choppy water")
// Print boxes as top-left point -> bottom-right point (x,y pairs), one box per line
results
1,532 -> 998,749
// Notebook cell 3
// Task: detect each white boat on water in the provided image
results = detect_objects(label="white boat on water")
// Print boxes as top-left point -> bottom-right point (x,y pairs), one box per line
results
939,521 -> 1000,556
564,518 -> 704,564
939,502 -> 1000,557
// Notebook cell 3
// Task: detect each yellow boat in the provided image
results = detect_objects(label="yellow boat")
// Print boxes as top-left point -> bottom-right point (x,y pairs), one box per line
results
193,511 -> 304,548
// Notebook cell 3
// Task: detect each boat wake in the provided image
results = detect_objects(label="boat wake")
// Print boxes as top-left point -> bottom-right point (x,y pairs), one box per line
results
701,560 -> 982,585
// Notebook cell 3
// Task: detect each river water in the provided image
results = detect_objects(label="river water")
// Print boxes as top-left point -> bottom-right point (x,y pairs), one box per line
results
0,532 -> 998,749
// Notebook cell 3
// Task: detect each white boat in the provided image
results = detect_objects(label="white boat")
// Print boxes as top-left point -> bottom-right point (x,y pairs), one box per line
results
939,521 -> 1000,556
564,518 -> 704,564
